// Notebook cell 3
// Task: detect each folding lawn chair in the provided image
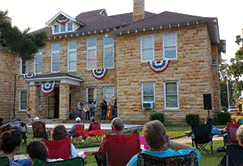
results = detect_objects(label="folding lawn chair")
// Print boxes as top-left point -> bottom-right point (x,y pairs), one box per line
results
42,138 -> 71,160
92,132 -> 141,166
137,151 -> 199,166
74,124 -> 89,143
32,121 -> 49,140
86,123 -> 105,143
225,144 -> 243,166
33,157 -> 84,166
191,124 -> 213,155
0,156 -> 9,166
226,122 -> 242,145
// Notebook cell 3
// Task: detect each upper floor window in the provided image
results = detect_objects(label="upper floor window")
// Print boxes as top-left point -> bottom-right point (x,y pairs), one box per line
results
68,41 -> 77,71
61,24 -> 66,32
68,23 -> 73,31
51,43 -> 60,72
141,36 -> 154,62
163,33 -> 177,59
87,38 -> 96,70
54,25 -> 59,33
164,81 -> 179,109
20,59 -> 28,75
103,37 -> 114,68
34,49 -> 42,74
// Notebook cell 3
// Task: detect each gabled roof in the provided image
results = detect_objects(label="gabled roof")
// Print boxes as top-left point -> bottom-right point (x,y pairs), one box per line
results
46,11 -> 80,26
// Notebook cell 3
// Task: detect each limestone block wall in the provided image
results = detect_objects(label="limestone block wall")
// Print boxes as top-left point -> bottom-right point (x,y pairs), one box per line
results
115,24 -> 221,125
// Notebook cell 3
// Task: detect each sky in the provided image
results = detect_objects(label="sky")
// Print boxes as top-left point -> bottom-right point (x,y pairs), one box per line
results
1,0 -> 243,63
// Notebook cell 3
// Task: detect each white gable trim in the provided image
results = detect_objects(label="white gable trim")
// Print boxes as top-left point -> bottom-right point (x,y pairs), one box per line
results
46,11 -> 76,26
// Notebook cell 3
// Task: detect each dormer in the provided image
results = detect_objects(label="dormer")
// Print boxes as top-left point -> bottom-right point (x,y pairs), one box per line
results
46,11 -> 85,35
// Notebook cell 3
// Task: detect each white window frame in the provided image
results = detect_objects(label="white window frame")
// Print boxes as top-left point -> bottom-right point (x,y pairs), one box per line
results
140,35 -> 154,62
141,82 -> 155,109
68,41 -> 77,72
163,33 -> 177,60
20,58 -> 29,75
19,90 -> 28,111
164,81 -> 179,109
67,22 -> 73,32
54,24 -> 59,33
103,37 -> 114,68
34,49 -> 42,74
51,43 -> 60,73
86,88 -> 97,105
87,38 -> 97,70
103,86 -> 114,105
60,24 -> 66,32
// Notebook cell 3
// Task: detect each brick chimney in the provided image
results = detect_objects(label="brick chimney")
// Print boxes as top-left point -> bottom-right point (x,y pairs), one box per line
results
133,0 -> 145,22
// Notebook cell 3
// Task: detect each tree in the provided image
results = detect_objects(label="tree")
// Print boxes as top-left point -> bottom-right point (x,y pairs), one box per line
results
0,10 -> 48,60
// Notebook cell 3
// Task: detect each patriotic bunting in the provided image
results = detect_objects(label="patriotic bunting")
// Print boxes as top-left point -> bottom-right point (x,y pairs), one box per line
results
148,60 -> 170,73
23,74 -> 37,83
40,83 -> 55,95
56,15 -> 69,24
92,68 -> 107,80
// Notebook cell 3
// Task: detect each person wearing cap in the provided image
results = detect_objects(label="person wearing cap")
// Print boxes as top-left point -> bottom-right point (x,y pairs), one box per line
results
34,117 -> 39,122
68,117 -> 84,137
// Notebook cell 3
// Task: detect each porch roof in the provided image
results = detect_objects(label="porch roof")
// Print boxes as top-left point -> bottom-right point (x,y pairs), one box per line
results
25,73 -> 83,86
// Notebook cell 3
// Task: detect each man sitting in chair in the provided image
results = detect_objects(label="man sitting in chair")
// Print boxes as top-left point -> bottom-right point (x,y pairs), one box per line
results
95,117 -> 124,165
68,117 -> 84,138
127,120 -> 201,166
87,117 -> 100,131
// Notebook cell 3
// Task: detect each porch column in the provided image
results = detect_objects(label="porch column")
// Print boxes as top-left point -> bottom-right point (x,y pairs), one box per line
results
29,85 -> 39,118
59,84 -> 69,120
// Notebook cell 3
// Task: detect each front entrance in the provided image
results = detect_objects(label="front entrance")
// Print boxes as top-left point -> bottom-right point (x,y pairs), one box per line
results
54,87 -> 59,118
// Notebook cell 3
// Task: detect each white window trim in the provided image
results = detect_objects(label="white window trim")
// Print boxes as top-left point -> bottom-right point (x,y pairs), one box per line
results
163,32 -> 177,60
103,86 -> 114,104
20,59 -> 29,75
51,43 -> 60,73
68,41 -> 77,72
19,90 -> 28,111
87,38 -> 97,70
140,35 -> 154,62
53,21 -> 74,34
34,49 -> 42,74
67,22 -> 73,32
86,87 -> 97,105
164,81 -> 179,110
141,82 -> 155,109
103,37 -> 114,69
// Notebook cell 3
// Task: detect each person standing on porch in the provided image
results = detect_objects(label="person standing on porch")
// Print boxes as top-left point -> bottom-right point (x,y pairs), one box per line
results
90,101 -> 96,118
84,102 -> 90,120
77,100 -> 83,118
26,108 -> 32,125
113,97 -> 117,118
100,99 -> 107,120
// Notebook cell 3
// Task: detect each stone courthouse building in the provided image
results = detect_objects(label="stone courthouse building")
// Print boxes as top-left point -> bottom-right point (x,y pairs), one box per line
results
0,0 -> 226,124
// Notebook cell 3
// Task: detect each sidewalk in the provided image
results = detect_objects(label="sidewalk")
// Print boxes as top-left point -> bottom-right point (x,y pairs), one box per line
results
14,135 -> 223,160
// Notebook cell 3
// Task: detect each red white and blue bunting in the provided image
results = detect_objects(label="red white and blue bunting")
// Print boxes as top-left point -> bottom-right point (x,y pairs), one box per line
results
40,83 -> 55,95
23,74 -> 37,83
56,15 -> 69,24
148,60 -> 170,73
92,68 -> 107,80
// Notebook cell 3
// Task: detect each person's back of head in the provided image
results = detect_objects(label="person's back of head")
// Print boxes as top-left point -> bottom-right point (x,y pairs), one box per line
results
205,117 -> 213,125
51,125 -> 67,140
34,117 -> 40,122
111,117 -> 124,132
27,140 -> 48,161
0,130 -> 21,154
236,125 -> 243,145
91,117 -> 96,123
143,120 -> 167,150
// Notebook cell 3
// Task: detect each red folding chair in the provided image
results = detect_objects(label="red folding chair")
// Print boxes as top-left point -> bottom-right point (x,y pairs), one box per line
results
87,123 -> 105,143
74,124 -> 89,143
227,122 -> 242,144
42,138 -> 71,160
93,132 -> 141,166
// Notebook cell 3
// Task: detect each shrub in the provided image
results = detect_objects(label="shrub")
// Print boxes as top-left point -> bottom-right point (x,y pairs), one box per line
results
217,112 -> 231,125
185,113 -> 200,125
149,112 -> 165,123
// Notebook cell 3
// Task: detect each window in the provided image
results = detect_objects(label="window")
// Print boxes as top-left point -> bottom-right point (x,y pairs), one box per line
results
163,33 -> 177,59
103,86 -> 114,104
68,41 -> 77,71
164,81 -> 179,109
54,25 -> 59,33
61,24 -> 66,32
19,90 -> 27,111
141,36 -> 154,62
34,49 -> 42,74
86,88 -> 96,103
51,43 -> 60,72
87,38 -> 96,70
142,82 -> 155,104
103,37 -> 114,68
68,23 -> 73,31
20,59 -> 28,75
